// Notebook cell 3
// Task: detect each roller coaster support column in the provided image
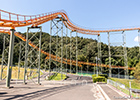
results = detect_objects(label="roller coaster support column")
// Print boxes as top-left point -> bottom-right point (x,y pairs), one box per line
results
96,57 -> 98,76
18,42 -> 21,79
118,68 -> 120,78
70,31 -> 72,73
0,35 -> 5,80
81,65 -> 83,75
61,21 -> 63,80
123,31 -> 128,79
45,59 -> 47,71
138,30 -> 140,53
49,20 -> 52,76
97,34 -> 102,74
65,27 -> 68,74
38,27 -> 42,84
76,32 -> 78,74
6,28 -> 15,87
108,32 -> 112,77
56,21 -> 58,72
24,28 -> 29,84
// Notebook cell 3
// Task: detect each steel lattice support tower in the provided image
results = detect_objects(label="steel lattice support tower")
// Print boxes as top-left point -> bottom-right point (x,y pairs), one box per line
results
24,27 -> 42,84
17,41 -> 25,79
70,31 -> 78,74
0,34 -> 9,80
0,33 -> 25,82
123,31 -> 128,79
107,31 -> 128,78
69,31 -> 79,74
49,18 -> 67,78
49,19 -> 62,74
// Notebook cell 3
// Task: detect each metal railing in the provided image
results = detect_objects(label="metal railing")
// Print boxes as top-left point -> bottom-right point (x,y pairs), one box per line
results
52,68 -> 135,79
107,79 -> 140,99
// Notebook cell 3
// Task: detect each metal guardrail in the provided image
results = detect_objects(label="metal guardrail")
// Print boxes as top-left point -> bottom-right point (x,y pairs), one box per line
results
107,79 -> 140,98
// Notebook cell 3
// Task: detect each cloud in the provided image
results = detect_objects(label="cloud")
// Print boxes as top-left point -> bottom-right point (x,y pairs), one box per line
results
134,36 -> 140,42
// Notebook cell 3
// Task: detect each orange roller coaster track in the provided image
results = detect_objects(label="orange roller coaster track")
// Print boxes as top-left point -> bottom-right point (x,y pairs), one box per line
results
0,29 -> 135,70
0,9 -> 137,70
1,9 -> 140,34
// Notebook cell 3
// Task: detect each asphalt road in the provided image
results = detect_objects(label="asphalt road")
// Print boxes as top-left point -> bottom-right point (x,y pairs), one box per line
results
38,84 -> 95,100
0,72 -> 98,100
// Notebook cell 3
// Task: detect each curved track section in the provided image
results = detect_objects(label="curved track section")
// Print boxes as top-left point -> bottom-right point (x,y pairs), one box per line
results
1,9 -> 140,34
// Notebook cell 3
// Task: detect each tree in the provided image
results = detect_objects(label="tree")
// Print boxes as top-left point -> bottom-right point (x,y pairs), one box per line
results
134,61 -> 140,80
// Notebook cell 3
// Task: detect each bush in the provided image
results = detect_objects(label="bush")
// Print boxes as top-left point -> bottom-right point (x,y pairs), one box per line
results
134,61 -> 140,80
48,73 -> 57,80
98,74 -> 108,79
92,74 -> 96,78
48,73 -> 67,80
92,74 -> 108,83
93,76 -> 107,83
92,74 -> 96,82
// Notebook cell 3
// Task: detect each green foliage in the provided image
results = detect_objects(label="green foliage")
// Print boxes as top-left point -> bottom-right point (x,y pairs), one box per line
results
48,73 -> 66,80
0,32 -> 139,75
48,73 -> 57,80
92,74 -> 108,83
92,74 -> 97,81
92,74 -> 96,78
110,78 -> 140,89
98,74 -> 108,79
93,76 -> 107,83
134,61 -> 140,80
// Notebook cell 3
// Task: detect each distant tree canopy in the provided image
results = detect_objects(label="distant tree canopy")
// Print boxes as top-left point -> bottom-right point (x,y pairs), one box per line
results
0,32 -> 139,75
134,61 -> 140,80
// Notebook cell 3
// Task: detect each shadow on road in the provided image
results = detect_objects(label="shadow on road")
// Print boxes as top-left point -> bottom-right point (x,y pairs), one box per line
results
1,83 -> 84,100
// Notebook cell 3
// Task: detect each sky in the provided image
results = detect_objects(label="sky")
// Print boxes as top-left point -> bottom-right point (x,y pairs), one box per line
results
0,0 -> 140,47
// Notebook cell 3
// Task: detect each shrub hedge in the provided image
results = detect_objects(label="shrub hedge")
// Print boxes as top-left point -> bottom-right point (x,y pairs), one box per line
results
92,74 -> 108,83
98,74 -> 108,79
48,73 -> 57,80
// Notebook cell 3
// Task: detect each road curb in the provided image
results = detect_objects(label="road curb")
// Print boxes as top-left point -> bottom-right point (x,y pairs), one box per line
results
97,85 -> 111,100
107,84 -> 131,100
107,84 -> 129,97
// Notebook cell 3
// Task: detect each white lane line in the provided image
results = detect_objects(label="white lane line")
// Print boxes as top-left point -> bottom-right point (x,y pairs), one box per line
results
91,83 -> 105,100
97,85 -> 111,100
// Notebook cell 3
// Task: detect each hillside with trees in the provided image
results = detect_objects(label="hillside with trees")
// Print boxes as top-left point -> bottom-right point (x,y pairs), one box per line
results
0,32 -> 139,76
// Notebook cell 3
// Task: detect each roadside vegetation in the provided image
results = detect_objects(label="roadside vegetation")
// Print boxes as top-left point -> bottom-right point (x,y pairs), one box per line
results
110,78 -> 140,90
48,73 -> 67,80
92,74 -> 108,83
0,32 -> 139,77
0,66 -> 42,80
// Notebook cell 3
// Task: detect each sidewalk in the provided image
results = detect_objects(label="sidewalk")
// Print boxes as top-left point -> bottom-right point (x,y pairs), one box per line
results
99,84 -> 131,100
